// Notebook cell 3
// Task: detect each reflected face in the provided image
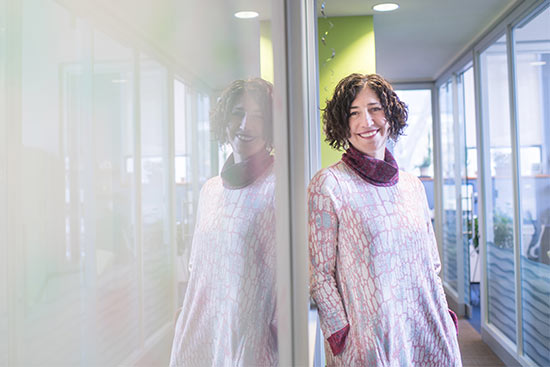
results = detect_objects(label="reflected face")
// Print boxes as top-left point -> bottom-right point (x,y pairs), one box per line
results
347,86 -> 389,159
227,94 -> 267,162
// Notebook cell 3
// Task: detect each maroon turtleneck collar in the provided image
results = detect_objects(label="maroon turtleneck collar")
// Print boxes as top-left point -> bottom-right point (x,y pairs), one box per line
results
342,144 -> 399,187
220,149 -> 274,189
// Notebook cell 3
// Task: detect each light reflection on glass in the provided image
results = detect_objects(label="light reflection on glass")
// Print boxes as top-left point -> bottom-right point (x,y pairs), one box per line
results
170,78 -> 278,366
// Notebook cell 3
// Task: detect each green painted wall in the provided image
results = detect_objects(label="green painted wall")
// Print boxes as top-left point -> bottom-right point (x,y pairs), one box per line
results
318,16 -> 376,167
260,21 -> 273,83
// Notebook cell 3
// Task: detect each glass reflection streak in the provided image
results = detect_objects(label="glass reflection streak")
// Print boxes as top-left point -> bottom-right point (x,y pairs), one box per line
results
170,79 -> 277,366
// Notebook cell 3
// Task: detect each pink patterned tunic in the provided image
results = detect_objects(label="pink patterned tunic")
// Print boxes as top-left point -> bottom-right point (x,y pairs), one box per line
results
170,167 -> 277,366
308,161 -> 462,366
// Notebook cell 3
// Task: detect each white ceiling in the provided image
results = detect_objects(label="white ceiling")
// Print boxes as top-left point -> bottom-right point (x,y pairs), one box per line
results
320,0 -> 519,83
96,0 -> 521,89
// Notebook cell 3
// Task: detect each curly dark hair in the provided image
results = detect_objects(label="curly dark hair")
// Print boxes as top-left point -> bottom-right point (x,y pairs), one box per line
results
210,78 -> 273,146
323,73 -> 408,150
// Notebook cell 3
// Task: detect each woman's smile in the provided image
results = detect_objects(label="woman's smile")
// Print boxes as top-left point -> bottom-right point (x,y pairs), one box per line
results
357,129 -> 379,139
235,132 -> 257,142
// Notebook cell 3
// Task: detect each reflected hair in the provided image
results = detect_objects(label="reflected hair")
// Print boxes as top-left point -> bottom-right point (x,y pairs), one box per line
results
210,78 -> 273,147
323,73 -> 408,150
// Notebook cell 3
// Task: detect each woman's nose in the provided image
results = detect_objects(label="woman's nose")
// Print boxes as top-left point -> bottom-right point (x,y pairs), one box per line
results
363,109 -> 374,126
238,113 -> 249,129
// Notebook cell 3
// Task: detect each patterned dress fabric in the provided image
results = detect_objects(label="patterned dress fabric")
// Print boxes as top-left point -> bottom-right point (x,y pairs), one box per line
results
170,164 -> 277,367
308,161 -> 462,366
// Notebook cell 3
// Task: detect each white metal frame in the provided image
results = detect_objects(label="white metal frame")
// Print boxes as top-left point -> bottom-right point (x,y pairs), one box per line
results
272,0 -> 315,364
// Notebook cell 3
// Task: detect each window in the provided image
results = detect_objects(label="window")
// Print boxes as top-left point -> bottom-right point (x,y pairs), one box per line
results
514,6 -> 550,365
394,89 -> 435,213
480,34 -> 517,344
439,80 -> 459,292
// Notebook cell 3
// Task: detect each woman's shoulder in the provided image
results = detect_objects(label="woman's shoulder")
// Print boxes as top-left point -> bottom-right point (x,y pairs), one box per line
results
309,161 -> 349,188
399,170 -> 422,186
398,170 -> 429,199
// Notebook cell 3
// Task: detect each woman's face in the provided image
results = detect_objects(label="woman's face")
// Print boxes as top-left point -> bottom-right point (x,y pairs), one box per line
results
347,86 -> 389,160
226,93 -> 267,163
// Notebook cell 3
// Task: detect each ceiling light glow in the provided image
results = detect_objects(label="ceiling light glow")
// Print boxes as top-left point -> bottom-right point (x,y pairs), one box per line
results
530,61 -> 546,66
372,3 -> 399,12
234,11 -> 259,19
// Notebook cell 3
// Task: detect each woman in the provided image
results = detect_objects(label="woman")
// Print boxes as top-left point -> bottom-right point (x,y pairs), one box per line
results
308,73 -> 461,366
170,78 -> 277,366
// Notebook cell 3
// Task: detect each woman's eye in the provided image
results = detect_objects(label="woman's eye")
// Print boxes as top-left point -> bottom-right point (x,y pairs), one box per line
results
370,107 -> 382,112
349,111 -> 358,117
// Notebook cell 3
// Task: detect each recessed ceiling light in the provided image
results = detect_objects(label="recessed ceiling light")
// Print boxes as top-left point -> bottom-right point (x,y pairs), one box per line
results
234,11 -> 259,19
530,61 -> 546,66
372,3 -> 399,12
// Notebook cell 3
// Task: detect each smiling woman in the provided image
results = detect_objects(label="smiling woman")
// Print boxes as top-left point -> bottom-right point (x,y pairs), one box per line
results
309,73 -> 462,366
170,78 -> 277,366
323,73 -> 408,155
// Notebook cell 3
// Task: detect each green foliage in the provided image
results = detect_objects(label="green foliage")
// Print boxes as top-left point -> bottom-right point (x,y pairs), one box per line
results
467,216 -> 479,250
493,209 -> 514,248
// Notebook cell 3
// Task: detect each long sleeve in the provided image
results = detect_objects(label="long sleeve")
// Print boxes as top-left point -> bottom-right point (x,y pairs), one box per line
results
308,171 -> 349,338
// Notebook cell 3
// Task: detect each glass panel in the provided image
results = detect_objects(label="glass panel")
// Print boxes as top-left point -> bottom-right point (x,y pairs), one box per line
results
90,30 -> 139,364
480,34 -> 517,343
169,2 -> 279,366
19,1 -> 87,364
460,67 -> 481,327
440,80 -> 458,291
140,55 -> 172,339
18,1 -> 140,362
394,89 -> 435,222
457,68 -> 476,308
514,7 -> 550,365
10,0 -> 283,364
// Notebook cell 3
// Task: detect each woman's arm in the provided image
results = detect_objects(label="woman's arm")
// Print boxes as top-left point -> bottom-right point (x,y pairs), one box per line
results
308,171 -> 349,354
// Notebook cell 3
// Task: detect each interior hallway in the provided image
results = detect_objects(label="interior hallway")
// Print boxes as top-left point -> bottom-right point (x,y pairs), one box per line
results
459,319 -> 505,367
135,318 -> 506,366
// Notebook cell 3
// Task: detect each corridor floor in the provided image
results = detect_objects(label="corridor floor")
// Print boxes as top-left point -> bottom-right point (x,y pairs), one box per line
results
458,319 -> 505,367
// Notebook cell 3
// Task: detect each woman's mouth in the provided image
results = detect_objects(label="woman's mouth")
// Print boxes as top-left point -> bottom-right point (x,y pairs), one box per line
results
358,130 -> 378,139
236,133 -> 256,142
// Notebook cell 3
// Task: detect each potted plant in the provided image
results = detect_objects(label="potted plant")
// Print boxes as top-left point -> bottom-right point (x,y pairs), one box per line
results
417,139 -> 432,177
493,209 -> 514,248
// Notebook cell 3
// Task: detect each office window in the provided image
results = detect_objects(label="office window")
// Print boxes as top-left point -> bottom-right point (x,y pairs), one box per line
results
394,89 -> 433,178
1,0 -> 299,363
480,34 -> 517,344
19,1 -> 90,364
439,80 -> 459,292
514,6 -> 550,365
457,67 -> 477,307
140,55 -> 172,338
394,89 -> 435,213
88,29 -> 139,364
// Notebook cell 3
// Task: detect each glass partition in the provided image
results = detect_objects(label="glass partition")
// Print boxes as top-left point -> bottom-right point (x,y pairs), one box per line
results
458,67 -> 481,331
140,55 -> 172,340
514,6 -> 550,365
5,0 -> 290,365
394,89 -> 435,218
480,34 -> 517,344
439,80 -> 459,292
457,67 -> 476,312
19,1 -> 89,364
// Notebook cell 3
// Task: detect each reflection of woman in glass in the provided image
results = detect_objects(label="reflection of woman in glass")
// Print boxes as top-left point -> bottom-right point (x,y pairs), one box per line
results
170,79 -> 277,366
308,73 -> 461,366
